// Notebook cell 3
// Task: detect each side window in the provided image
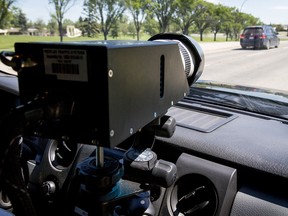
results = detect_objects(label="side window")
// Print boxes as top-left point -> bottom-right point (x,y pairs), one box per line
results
244,29 -> 252,35
254,28 -> 263,36
266,27 -> 275,34
271,28 -> 277,35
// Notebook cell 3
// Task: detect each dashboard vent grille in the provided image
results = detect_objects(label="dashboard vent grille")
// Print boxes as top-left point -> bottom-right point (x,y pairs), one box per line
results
167,105 -> 237,132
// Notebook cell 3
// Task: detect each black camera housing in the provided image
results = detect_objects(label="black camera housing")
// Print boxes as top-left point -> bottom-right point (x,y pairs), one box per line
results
14,40 -> 189,148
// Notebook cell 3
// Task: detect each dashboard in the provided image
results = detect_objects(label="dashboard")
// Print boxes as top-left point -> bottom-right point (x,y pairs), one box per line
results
2,71 -> 288,215
154,99 -> 288,215
9,90 -> 288,216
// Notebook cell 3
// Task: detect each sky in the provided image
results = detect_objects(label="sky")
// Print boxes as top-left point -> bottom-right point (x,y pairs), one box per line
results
15,0 -> 83,22
15,0 -> 288,25
207,0 -> 288,25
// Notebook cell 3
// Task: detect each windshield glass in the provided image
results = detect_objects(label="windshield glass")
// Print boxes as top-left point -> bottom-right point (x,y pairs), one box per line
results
243,27 -> 263,35
0,0 -> 288,119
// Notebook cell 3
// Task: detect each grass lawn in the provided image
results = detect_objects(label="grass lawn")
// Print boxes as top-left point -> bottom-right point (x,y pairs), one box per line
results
0,34 -> 162,50
0,34 -> 231,51
2,32 -> 286,51
0,35 -> 105,50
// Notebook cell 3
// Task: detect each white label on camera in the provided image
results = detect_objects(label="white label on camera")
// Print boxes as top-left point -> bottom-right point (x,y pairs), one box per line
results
43,48 -> 88,82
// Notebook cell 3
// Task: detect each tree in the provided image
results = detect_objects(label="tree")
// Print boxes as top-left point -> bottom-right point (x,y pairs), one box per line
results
127,22 -> 136,37
143,15 -> 158,36
219,7 -> 234,41
210,4 -> 231,41
95,0 -> 126,40
82,0 -> 99,37
49,0 -> 78,41
192,0 -> 213,41
10,7 -> 28,32
150,0 -> 176,33
222,21 -> 233,41
47,18 -> 58,36
0,0 -> 16,28
125,0 -> 150,40
110,21 -> 119,38
173,0 -> 197,35
33,18 -> 47,35
231,9 -> 245,40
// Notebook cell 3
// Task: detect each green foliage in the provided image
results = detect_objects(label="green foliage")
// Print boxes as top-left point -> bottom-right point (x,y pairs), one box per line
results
49,0 -> 78,41
173,0 -> 197,35
150,0 -> 177,33
275,24 -> 286,32
81,0 -> 126,40
125,0 -> 151,40
47,18 -> 58,36
143,15 -> 158,36
81,0 -> 99,37
0,0 -> 17,28
9,7 -> 28,32
1,0 -> 286,42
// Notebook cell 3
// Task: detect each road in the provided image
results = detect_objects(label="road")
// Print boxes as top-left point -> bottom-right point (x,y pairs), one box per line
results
0,56 -> 17,75
198,40 -> 288,91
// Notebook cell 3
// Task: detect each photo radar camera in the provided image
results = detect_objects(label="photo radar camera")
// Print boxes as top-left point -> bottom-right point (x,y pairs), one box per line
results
0,33 -> 204,216
3,33 -> 204,148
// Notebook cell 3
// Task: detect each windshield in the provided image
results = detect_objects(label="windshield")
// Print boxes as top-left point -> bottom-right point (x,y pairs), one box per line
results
0,0 -> 288,119
243,27 -> 263,36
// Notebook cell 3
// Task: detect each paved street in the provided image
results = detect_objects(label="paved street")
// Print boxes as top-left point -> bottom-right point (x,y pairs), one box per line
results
200,40 -> 288,91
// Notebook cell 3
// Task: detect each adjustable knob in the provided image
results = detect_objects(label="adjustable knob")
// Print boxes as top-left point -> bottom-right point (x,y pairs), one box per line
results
42,180 -> 57,196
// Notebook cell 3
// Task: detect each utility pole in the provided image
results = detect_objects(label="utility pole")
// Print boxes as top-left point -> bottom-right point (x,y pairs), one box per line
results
240,0 -> 248,12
